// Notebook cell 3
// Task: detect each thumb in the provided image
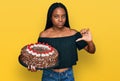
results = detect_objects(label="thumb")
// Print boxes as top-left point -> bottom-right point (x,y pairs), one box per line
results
76,38 -> 84,42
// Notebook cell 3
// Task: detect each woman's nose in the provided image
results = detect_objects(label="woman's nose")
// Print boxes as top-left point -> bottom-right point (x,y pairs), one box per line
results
58,17 -> 62,22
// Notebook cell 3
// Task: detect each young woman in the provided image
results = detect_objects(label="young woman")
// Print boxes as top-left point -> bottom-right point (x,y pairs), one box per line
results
32,2 -> 95,81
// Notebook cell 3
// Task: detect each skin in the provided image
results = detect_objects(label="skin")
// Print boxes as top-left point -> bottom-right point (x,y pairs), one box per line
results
29,7 -> 96,72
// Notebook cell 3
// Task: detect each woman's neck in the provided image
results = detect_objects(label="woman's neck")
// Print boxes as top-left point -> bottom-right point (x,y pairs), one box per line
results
52,26 -> 66,32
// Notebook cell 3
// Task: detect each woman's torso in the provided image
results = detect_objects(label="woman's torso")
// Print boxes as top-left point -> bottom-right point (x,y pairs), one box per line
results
40,27 -> 77,72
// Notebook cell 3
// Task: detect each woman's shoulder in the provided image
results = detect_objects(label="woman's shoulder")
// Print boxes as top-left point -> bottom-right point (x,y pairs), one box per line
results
39,31 -> 45,37
69,28 -> 79,35
39,28 -> 52,37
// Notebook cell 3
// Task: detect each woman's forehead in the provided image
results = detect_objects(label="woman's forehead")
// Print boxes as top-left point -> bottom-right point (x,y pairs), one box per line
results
52,7 -> 66,15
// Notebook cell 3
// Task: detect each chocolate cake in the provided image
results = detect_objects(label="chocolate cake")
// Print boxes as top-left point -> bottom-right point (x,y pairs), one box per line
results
19,42 -> 59,70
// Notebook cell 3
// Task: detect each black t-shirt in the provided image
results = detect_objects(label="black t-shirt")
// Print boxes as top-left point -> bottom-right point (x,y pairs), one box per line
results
38,32 -> 88,69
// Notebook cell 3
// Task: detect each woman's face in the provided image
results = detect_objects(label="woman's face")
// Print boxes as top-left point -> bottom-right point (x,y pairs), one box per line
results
51,7 -> 66,28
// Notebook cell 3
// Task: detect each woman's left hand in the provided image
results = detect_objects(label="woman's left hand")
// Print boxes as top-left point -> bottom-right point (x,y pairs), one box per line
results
76,28 -> 92,42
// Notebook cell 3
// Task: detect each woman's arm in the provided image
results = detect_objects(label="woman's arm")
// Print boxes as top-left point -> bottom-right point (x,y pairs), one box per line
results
76,28 -> 96,54
84,41 -> 96,54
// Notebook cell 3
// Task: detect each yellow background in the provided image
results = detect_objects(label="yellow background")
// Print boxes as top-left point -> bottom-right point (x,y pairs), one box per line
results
0,0 -> 120,81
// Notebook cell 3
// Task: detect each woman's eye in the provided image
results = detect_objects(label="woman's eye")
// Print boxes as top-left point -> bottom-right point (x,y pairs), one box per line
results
62,15 -> 66,18
54,15 -> 59,18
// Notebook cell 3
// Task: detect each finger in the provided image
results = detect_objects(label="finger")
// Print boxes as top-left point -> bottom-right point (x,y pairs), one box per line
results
87,28 -> 91,35
31,65 -> 37,72
76,38 -> 83,42
81,28 -> 88,34
33,66 -> 37,72
30,65 -> 33,72
84,29 -> 89,35
80,29 -> 85,34
87,28 -> 89,31
86,28 -> 89,32
27,65 -> 31,71
83,28 -> 89,34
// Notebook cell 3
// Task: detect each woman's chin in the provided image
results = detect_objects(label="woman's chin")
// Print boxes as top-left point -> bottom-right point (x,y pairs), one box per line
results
57,25 -> 65,28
